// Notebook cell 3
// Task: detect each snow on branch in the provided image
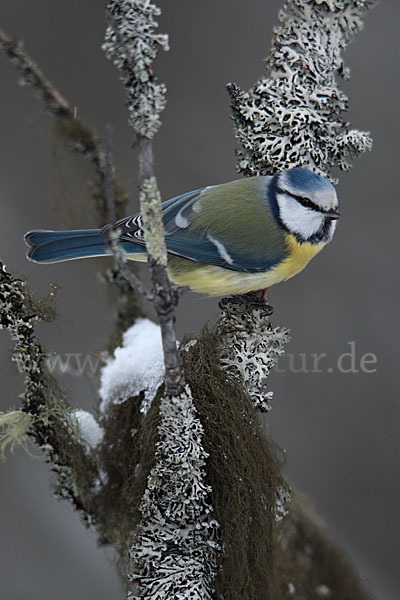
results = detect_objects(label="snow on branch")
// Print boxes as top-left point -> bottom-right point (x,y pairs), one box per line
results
72,410 -> 104,452
228,0 -> 376,179
99,318 -> 164,415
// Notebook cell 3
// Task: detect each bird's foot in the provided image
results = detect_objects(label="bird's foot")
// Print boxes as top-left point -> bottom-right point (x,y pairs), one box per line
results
252,287 -> 270,301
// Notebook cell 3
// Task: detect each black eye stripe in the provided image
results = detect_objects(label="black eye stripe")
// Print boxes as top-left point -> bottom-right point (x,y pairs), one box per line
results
277,187 -> 336,215
276,186 -> 318,211
291,193 -> 319,211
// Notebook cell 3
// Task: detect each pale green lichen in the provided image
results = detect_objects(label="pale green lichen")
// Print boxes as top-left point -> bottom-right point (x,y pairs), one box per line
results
0,410 -> 34,461
140,176 -> 168,266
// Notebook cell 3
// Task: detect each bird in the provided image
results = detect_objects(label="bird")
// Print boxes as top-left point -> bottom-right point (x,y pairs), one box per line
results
24,167 -> 339,297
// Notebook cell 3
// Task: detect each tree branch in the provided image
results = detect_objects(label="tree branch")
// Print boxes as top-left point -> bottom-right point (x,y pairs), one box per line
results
0,27 -> 144,346
228,0 -> 376,179
0,28 -> 70,114
103,0 -> 184,397
103,125 -> 151,299
0,262 -> 99,523
0,27 -> 112,220
0,2 -> 378,598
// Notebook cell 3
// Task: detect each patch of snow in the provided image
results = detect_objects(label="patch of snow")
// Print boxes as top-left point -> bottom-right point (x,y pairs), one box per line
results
181,338 -> 197,352
288,582 -> 296,595
99,318 -> 164,414
72,409 -> 104,451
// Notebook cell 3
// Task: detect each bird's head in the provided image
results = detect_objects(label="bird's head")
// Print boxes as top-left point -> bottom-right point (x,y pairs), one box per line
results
271,168 -> 339,244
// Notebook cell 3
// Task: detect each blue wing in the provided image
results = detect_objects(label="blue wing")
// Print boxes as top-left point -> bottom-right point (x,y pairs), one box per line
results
113,179 -> 287,273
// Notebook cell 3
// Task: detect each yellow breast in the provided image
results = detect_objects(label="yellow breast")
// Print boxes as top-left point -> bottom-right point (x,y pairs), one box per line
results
271,234 -> 325,283
127,235 -> 325,296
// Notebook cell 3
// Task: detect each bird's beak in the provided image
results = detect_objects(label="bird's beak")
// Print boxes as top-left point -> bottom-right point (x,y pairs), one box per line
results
323,209 -> 340,220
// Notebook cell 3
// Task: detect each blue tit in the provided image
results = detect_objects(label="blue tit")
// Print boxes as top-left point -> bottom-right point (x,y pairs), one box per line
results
24,167 -> 339,297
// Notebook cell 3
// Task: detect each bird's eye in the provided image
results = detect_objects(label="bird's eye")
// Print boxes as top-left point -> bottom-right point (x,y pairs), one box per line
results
300,197 -> 314,208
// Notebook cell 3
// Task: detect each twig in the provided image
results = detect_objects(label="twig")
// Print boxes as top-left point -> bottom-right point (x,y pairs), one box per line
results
103,125 -> 152,300
103,124 -> 117,226
104,1 -> 184,397
0,262 -> 98,523
0,28 -> 70,115
0,27 -> 123,225
136,135 -> 184,395
0,27 -> 142,344
108,230 -> 152,300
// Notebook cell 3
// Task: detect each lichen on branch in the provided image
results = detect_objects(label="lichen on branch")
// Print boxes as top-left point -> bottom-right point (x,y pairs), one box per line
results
103,0 -> 184,397
140,177 -> 167,267
0,262 -> 99,522
0,410 -> 34,460
130,385 -> 220,599
229,0 -> 376,179
103,0 -> 169,139
217,300 -> 290,412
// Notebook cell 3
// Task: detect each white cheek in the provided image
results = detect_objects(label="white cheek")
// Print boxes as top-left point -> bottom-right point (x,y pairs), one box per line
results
278,194 -> 324,239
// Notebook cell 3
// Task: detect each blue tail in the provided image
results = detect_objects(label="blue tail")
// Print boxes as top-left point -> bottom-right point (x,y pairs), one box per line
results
24,229 -> 141,263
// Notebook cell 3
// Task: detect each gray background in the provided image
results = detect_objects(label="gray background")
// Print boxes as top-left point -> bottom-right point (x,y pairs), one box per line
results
0,1 -> 399,598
